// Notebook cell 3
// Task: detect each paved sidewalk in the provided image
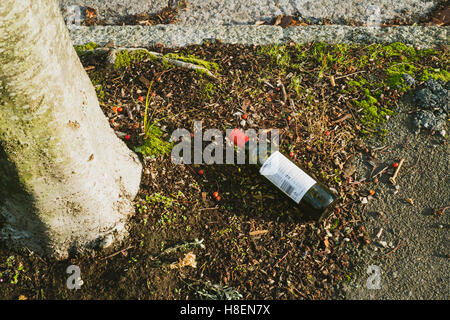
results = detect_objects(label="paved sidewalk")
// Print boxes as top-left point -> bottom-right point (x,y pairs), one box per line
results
60,0 -> 439,25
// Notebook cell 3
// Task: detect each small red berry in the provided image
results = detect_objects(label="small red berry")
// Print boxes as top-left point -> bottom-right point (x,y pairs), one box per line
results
124,134 -> 130,140
138,96 -> 144,102
117,107 -> 123,113
289,151 -> 294,158
242,114 -> 248,120
215,195 -> 221,202
325,130 -> 330,136
213,191 -> 219,198
393,162 -> 399,168
198,169 -> 204,175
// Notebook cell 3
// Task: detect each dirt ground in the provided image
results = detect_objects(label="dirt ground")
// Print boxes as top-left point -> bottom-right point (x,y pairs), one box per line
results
0,42 -> 447,300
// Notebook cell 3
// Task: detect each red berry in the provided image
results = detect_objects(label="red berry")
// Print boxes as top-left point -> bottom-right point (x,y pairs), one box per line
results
325,130 -> 330,136
242,114 -> 248,120
198,169 -> 204,175
124,134 -> 130,140
215,195 -> 221,202
212,191 -> 219,198
393,162 -> 399,168
138,96 -> 144,102
289,151 -> 294,158
117,107 -> 123,112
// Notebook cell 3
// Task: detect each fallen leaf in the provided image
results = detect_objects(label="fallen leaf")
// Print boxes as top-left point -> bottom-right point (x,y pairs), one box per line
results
249,230 -> 269,236
274,15 -> 283,26
85,7 -> 97,19
169,252 -> 197,269
330,75 -> 336,87
280,15 -> 295,28
324,237 -> 330,249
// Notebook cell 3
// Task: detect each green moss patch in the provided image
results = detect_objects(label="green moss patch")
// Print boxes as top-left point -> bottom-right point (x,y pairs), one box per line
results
134,125 -> 173,158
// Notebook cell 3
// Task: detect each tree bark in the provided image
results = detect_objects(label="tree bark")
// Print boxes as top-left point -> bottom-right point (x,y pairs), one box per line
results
0,0 -> 142,258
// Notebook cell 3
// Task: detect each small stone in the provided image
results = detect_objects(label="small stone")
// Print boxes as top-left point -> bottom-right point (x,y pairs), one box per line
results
402,74 -> 416,87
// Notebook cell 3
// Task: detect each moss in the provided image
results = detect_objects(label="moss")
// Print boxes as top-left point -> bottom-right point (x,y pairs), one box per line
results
135,125 -> 173,158
200,80 -> 217,99
258,45 -> 292,70
114,50 -> 157,69
420,68 -> 450,82
87,71 -> 106,102
382,42 -> 417,59
163,53 -> 220,72
385,62 -> 417,91
355,88 -> 393,130
74,42 -> 98,56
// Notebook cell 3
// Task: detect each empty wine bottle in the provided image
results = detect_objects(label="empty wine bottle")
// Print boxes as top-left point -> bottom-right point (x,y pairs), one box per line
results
229,128 -> 337,221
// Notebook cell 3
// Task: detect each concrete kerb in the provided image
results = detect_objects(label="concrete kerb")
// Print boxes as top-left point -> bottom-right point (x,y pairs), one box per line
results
69,25 -> 449,49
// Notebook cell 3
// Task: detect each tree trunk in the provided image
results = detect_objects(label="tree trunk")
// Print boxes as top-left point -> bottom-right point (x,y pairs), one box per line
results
0,0 -> 142,258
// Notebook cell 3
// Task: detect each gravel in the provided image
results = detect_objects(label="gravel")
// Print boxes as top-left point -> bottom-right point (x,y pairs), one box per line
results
59,0 -> 440,25
413,79 -> 449,136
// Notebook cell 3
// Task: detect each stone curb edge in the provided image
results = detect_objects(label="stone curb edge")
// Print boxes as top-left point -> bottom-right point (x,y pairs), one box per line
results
69,25 -> 449,49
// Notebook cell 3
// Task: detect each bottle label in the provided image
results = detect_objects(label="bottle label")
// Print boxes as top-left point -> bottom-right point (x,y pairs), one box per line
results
259,151 -> 316,203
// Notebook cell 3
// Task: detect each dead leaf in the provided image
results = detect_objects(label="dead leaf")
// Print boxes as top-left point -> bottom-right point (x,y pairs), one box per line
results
342,156 -> 356,178
169,252 -> 197,269
274,15 -> 283,26
85,7 -> 97,19
139,75 -> 152,88
324,237 -> 330,249
280,15 -> 294,28
249,230 -> 269,237
330,75 -> 336,87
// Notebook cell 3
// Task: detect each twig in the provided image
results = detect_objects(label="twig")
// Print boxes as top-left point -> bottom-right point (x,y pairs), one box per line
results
292,286 -> 308,299
382,241 -> 402,257
334,70 -> 366,80
272,249 -> 293,268
389,158 -> 405,185
277,80 -> 287,105
372,165 -> 389,179
99,245 -> 135,261
199,206 -> 219,211
331,114 -> 352,124
105,48 -> 217,79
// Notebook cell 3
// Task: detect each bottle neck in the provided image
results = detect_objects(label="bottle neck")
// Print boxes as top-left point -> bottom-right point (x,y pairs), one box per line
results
229,128 -> 273,166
